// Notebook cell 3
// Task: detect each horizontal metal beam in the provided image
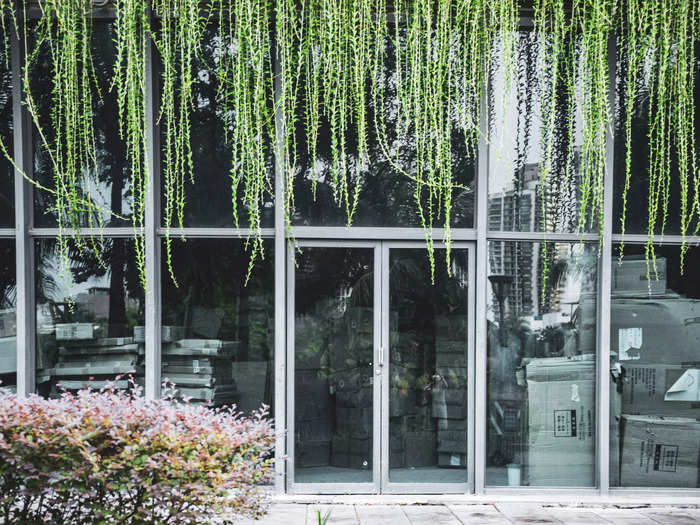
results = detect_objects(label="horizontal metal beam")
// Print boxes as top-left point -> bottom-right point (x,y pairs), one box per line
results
291,226 -> 478,241
0,229 -> 15,237
29,227 -> 141,238
610,234 -> 700,245
156,227 -> 275,238
486,230 -> 600,242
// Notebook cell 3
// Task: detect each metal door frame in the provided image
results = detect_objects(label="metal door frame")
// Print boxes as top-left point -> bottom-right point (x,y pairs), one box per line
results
286,240 -> 383,494
286,240 -> 475,494
379,241 -> 475,494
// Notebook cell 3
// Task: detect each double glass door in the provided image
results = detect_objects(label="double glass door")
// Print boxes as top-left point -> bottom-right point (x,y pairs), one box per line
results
287,241 -> 474,493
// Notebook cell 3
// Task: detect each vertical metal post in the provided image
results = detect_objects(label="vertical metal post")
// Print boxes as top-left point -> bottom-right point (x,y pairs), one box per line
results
474,87 -> 490,494
273,45 -> 287,494
144,7 -> 161,400
11,14 -> 35,397
596,33 -> 616,496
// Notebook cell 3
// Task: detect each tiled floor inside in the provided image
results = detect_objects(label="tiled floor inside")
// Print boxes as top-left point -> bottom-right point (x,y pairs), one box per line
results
238,503 -> 700,524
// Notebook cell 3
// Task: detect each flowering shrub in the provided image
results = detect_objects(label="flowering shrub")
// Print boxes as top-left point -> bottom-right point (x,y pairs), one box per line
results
0,379 -> 274,524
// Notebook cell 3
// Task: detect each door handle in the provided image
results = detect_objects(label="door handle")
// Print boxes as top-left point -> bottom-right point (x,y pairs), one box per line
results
376,346 -> 384,375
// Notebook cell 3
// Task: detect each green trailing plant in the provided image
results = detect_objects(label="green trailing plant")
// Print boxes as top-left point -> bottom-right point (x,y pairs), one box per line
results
0,1 -> 697,288
154,0 -> 209,285
216,0 -> 275,279
112,0 -> 150,288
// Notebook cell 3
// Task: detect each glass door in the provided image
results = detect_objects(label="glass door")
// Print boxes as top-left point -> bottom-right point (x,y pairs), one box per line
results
287,242 -> 381,493
381,243 -> 474,493
287,241 -> 474,494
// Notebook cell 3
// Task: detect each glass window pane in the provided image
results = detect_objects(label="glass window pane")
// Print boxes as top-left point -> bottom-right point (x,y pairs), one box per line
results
488,32 -> 589,234
0,45 -> 13,227
160,24 -> 274,228
486,241 -> 598,486
161,239 -> 274,412
389,248 -> 469,483
291,33 -> 475,228
612,54 -> 700,234
293,247 -> 374,484
35,238 -> 145,397
33,22 -> 133,227
0,240 -> 16,391
610,244 -> 700,488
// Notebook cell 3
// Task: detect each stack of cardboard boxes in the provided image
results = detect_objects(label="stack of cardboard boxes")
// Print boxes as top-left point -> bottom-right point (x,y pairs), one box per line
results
610,256 -> 700,488
523,354 -> 596,486
434,315 -> 469,468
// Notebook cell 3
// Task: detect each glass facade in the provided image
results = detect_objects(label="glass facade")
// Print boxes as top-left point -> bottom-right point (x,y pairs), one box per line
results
32,22 -> 134,228
2,8 -> 700,498
610,244 -> 700,488
0,240 -> 15,390
486,242 -> 598,486
34,238 -> 144,397
161,239 -> 274,411
488,32 -> 589,234
0,47 -> 12,227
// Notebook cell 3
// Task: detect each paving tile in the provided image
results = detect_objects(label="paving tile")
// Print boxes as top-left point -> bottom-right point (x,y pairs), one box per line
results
588,508 -> 659,525
247,503 -> 308,524
310,505 -> 358,525
495,502 -> 562,524
448,504 -> 513,524
546,507 -> 613,524
403,505 -> 462,525
639,507 -> 700,525
355,505 -> 411,525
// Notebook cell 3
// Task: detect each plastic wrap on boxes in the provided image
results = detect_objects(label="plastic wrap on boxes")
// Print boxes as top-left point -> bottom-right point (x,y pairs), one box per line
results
620,415 -> 700,488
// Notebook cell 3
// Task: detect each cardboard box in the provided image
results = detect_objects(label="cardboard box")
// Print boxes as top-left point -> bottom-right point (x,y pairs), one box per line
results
296,439 -> 331,468
620,415 -> 700,488
525,355 -> 596,486
612,256 -> 666,295
620,363 -> 700,420
404,431 -> 436,467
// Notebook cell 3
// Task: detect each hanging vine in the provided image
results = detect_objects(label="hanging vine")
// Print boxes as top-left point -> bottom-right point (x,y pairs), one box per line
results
112,0 -> 149,288
153,0 -> 209,285
20,0 -> 106,282
0,1 -> 697,288
216,0 -> 275,278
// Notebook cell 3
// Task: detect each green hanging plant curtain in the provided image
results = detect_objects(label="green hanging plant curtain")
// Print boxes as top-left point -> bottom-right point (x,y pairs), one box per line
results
0,0 -> 698,287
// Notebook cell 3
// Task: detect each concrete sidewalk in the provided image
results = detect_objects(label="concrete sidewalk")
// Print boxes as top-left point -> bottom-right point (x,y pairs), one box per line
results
240,503 -> 700,524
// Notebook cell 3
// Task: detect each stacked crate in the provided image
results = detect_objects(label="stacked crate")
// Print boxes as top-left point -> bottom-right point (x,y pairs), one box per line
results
161,339 -> 239,406
330,365 -> 373,469
51,323 -> 143,394
434,315 -> 469,467
294,315 -> 333,468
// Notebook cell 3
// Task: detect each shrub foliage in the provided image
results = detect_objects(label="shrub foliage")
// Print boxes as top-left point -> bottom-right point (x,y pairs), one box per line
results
0,380 -> 274,524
